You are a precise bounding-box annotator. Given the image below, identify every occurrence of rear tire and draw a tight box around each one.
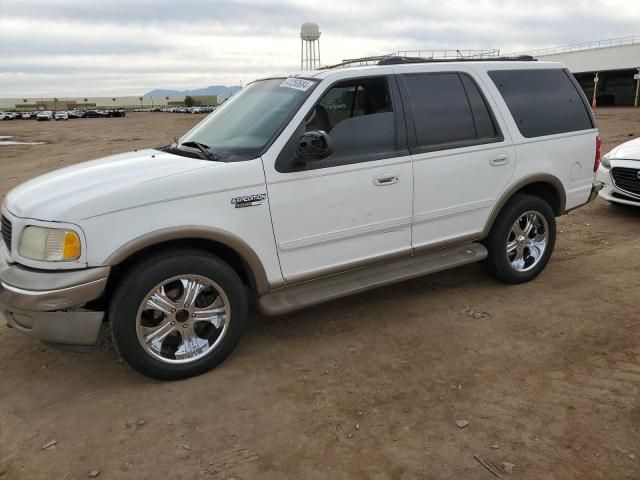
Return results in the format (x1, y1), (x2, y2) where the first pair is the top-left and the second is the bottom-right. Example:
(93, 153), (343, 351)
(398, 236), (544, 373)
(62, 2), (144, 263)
(109, 248), (248, 380)
(484, 194), (556, 284)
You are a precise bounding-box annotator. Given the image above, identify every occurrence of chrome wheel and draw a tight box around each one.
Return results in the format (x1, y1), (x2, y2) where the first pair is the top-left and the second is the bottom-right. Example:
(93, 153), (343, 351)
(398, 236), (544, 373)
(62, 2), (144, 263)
(506, 210), (548, 272)
(135, 275), (230, 364)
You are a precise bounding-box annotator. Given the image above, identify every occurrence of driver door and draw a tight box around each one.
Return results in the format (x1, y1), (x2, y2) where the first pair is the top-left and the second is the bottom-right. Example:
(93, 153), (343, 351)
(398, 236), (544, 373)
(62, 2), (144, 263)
(262, 74), (414, 284)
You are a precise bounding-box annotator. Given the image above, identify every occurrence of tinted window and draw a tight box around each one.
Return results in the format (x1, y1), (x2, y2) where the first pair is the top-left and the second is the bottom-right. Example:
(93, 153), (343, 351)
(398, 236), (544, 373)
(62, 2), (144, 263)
(306, 76), (395, 159)
(489, 69), (594, 138)
(404, 73), (475, 147)
(402, 73), (500, 149)
(277, 76), (397, 171)
(460, 74), (498, 139)
(307, 79), (391, 133)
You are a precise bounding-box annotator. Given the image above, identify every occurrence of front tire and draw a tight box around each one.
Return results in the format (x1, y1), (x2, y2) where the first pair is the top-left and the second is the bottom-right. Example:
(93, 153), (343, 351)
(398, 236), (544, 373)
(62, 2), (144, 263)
(484, 194), (556, 284)
(109, 249), (248, 380)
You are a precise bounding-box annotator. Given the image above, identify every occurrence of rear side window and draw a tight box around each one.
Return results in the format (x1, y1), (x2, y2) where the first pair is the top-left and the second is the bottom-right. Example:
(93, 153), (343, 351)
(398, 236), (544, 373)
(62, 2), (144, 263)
(489, 69), (594, 138)
(402, 72), (501, 150)
(460, 74), (498, 139)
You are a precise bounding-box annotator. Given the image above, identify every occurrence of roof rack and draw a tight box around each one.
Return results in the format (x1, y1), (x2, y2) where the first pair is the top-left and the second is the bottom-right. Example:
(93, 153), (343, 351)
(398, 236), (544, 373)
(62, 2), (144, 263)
(322, 54), (536, 70)
(378, 55), (536, 65)
(321, 55), (395, 70)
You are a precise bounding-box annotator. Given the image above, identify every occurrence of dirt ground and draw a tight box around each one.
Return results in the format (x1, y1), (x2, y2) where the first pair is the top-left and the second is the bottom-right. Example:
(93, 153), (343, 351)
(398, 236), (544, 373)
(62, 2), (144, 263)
(0, 110), (639, 480)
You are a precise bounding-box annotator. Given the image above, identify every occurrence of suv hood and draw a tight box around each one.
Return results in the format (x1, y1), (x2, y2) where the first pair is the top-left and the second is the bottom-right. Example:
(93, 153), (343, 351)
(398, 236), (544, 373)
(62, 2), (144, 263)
(4, 149), (219, 221)
(609, 136), (640, 161)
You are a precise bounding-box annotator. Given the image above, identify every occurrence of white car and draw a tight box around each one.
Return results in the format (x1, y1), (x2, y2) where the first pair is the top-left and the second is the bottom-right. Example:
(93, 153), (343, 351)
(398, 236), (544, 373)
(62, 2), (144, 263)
(54, 112), (69, 121)
(0, 57), (601, 380)
(596, 137), (640, 206)
(36, 111), (53, 121)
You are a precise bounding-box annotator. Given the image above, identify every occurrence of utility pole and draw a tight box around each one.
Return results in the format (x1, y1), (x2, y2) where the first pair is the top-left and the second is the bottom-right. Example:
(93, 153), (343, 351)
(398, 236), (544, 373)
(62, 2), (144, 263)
(634, 68), (640, 108)
(592, 72), (599, 110)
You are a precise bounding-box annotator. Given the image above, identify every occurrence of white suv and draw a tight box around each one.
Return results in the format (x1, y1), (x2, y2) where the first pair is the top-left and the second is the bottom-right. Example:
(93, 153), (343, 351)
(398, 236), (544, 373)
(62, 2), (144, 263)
(0, 57), (601, 379)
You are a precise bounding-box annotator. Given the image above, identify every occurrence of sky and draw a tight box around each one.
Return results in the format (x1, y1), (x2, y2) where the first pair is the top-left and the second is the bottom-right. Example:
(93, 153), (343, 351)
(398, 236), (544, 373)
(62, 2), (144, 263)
(1, 0), (639, 97)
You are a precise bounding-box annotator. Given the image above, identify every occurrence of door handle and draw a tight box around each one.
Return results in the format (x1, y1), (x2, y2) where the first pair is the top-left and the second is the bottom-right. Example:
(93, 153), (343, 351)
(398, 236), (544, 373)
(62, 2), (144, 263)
(490, 154), (509, 166)
(374, 172), (399, 186)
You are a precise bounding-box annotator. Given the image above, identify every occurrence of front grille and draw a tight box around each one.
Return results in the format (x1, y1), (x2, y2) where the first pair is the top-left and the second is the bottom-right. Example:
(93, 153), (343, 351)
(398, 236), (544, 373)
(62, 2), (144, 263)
(611, 191), (640, 203)
(1, 215), (12, 252)
(611, 167), (640, 197)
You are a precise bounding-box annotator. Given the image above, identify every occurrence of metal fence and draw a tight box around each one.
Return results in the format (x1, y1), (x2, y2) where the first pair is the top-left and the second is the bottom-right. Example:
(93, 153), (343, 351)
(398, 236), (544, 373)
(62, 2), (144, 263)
(510, 34), (640, 57)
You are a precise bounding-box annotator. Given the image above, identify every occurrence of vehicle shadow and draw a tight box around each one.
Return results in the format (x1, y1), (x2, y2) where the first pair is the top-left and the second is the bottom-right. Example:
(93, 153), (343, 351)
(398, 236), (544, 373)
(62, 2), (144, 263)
(603, 201), (640, 218)
(246, 261), (491, 338)
(29, 261), (492, 385)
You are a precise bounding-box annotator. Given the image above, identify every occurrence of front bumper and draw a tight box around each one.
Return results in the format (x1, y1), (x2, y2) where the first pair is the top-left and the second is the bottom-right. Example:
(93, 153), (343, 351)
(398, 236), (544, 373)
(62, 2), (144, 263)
(596, 166), (640, 206)
(0, 247), (110, 346)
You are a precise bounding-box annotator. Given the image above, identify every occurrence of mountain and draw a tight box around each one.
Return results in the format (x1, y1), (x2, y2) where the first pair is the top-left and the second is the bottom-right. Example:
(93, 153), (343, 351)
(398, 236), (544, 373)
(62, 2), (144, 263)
(144, 85), (242, 98)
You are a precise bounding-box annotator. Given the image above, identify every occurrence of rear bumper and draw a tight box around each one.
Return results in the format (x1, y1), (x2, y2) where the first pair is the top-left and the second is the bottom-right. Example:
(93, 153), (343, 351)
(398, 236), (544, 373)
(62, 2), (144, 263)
(588, 181), (604, 203)
(0, 248), (110, 346)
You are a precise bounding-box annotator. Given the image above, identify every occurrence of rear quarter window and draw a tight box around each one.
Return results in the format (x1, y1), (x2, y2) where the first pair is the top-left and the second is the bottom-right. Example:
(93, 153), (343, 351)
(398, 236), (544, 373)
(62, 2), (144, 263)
(489, 69), (594, 138)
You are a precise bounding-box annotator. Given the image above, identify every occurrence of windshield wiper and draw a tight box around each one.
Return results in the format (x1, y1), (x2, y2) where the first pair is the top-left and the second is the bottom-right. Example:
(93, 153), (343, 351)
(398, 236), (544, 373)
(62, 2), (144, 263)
(179, 141), (220, 161)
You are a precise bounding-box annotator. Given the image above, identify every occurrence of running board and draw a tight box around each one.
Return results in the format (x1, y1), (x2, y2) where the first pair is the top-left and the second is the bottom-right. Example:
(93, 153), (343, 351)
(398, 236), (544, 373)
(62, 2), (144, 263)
(258, 242), (487, 316)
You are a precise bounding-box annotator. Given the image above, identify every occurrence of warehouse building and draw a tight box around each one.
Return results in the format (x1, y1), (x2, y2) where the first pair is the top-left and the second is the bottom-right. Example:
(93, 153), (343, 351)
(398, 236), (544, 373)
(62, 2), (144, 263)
(0, 95), (223, 111)
(513, 35), (640, 107)
(350, 35), (640, 108)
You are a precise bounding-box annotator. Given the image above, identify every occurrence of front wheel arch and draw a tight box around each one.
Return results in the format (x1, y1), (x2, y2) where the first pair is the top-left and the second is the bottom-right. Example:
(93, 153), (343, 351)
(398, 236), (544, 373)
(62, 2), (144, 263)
(108, 247), (249, 379)
(102, 226), (272, 297)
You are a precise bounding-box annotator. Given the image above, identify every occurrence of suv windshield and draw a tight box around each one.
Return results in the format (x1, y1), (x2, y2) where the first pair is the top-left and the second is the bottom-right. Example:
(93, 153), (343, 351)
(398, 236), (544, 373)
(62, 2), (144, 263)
(177, 77), (318, 160)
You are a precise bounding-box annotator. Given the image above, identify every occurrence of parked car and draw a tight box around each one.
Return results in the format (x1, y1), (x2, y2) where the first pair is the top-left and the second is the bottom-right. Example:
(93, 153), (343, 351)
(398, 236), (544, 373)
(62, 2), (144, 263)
(67, 110), (84, 119)
(54, 112), (69, 121)
(36, 111), (53, 121)
(84, 110), (100, 118)
(21, 112), (34, 120)
(596, 136), (640, 206)
(0, 57), (601, 380)
(0, 112), (18, 120)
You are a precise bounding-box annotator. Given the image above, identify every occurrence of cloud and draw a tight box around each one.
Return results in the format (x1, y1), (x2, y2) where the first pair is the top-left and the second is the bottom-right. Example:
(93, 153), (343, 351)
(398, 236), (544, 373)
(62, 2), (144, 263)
(0, 0), (639, 96)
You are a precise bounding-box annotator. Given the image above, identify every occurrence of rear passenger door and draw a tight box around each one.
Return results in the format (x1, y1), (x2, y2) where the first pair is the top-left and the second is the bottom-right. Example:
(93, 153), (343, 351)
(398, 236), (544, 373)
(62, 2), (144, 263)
(396, 68), (515, 251)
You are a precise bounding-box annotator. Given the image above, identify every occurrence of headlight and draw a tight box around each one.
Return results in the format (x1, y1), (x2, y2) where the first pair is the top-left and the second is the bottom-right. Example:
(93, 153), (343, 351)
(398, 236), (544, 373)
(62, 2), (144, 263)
(601, 153), (611, 169)
(19, 226), (81, 261)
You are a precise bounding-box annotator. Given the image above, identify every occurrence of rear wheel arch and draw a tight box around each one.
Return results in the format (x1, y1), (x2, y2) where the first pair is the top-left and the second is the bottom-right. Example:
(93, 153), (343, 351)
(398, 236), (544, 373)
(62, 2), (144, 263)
(483, 194), (556, 284)
(482, 175), (566, 239)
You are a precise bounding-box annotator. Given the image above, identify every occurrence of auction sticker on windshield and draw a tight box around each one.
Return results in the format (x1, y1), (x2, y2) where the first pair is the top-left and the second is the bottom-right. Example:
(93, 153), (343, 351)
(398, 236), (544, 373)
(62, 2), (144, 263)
(279, 78), (314, 91)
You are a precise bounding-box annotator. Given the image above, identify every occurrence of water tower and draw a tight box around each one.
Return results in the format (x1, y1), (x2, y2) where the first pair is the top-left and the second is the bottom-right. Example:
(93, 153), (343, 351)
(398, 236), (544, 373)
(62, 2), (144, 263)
(300, 22), (321, 70)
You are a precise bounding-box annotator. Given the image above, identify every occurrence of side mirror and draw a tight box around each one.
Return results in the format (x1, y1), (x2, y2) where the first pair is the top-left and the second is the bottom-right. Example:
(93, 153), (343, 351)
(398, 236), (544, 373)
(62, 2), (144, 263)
(295, 130), (332, 163)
